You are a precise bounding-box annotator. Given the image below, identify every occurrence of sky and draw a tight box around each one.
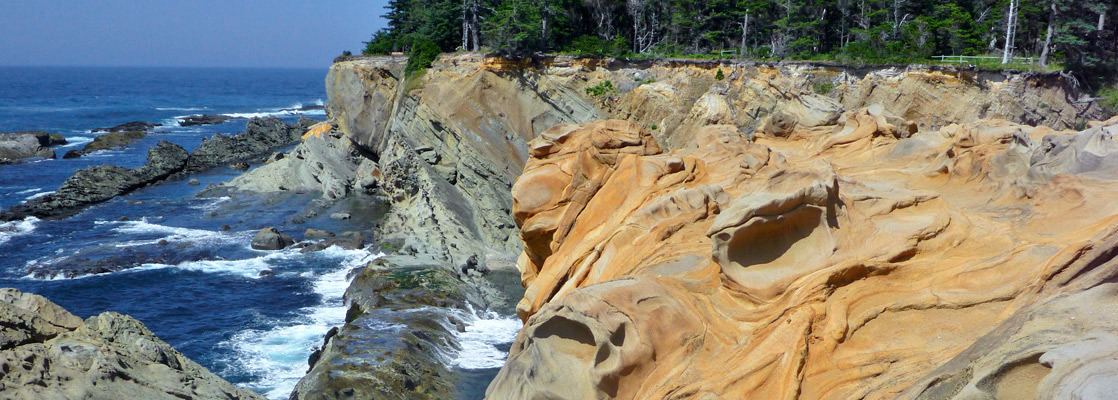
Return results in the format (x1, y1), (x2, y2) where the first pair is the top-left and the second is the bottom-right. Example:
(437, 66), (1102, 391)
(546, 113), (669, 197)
(0, 0), (389, 68)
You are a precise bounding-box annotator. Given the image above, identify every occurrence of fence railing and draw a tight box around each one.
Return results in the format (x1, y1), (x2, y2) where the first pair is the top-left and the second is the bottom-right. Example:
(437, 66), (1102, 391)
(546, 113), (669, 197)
(932, 55), (1036, 65)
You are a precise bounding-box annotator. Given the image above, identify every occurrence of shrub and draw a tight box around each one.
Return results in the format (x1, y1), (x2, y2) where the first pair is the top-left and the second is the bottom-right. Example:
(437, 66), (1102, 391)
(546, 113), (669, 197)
(405, 40), (440, 76)
(363, 30), (394, 55)
(813, 82), (835, 95)
(1099, 87), (1118, 116)
(586, 81), (615, 97)
(715, 69), (725, 81)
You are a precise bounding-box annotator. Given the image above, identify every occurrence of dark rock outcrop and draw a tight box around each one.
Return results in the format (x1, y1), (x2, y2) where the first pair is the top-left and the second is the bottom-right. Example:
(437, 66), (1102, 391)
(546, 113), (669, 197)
(0, 288), (265, 400)
(92, 121), (161, 133)
(251, 227), (296, 250)
(185, 116), (316, 173)
(178, 114), (233, 127)
(0, 131), (56, 163)
(1, 141), (189, 221)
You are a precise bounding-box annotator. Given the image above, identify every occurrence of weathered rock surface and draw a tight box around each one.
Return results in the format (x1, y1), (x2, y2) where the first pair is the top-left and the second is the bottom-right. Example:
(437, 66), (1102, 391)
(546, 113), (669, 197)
(0, 288), (263, 400)
(222, 123), (366, 199)
(0, 131), (57, 163)
(1, 140), (189, 221)
(487, 115), (1118, 399)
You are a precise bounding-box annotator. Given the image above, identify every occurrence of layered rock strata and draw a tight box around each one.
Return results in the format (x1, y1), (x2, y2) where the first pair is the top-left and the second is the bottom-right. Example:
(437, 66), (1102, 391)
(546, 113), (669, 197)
(0, 288), (263, 400)
(487, 112), (1118, 399)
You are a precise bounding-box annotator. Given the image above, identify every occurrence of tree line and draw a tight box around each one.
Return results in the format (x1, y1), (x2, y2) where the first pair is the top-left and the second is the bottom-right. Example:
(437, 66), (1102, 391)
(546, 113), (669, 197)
(362, 0), (1115, 86)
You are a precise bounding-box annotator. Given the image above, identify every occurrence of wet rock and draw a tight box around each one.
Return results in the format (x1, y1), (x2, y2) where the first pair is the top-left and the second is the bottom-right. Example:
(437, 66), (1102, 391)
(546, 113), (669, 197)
(0, 288), (264, 399)
(178, 114), (232, 127)
(330, 212), (351, 220)
(1, 141), (189, 221)
(157, 239), (169, 246)
(92, 121), (161, 133)
(188, 178), (200, 185)
(220, 225), (232, 231)
(258, 269), (275, 277)
(229, 162), (249, 171)
(250, 227), (295, 250)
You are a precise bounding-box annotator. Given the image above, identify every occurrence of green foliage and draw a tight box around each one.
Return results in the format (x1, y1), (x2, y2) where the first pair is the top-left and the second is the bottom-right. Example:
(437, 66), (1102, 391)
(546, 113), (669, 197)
(651, 124), (659, 130)
(365, 0), (1116, 83)
(585, 81), (616, 97)
(1100, 87), (1118, 115)
(405, 40), (440, 76)
(342, 50), (353, 57)
(813, 82), (834, 95)
(715, 69), (725, 80)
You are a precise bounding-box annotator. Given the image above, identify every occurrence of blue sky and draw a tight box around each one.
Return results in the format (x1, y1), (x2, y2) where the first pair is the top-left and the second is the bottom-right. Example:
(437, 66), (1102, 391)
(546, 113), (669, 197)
(0, 0), (389, 68)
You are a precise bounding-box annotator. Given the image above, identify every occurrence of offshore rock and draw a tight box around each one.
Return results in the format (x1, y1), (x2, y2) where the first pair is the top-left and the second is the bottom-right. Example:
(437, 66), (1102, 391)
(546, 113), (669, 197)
(64, 130), (147, 159)
(488, 115), (1118, 399)
(1, 140), (189, 221)
(92, 120), (161, 133)
(0, 131), (55, 163)
(0, 288), (263, 400)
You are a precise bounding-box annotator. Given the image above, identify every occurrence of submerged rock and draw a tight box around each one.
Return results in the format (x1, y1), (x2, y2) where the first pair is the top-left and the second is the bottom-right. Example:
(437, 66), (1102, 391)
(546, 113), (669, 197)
(0, 288), (263, 400)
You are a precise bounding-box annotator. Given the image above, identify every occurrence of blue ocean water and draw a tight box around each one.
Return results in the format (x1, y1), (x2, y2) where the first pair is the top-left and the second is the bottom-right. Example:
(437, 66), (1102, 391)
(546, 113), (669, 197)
(0, 67), (519, 398)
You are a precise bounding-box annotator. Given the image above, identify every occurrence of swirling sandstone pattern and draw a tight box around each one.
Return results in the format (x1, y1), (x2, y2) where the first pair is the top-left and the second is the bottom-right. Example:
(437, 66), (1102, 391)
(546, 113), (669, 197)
(489, 111), (1118, 399)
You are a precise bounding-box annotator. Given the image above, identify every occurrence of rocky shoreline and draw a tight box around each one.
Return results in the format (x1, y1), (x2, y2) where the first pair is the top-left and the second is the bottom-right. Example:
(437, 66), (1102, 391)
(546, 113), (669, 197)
(3, 54), (1114, 400)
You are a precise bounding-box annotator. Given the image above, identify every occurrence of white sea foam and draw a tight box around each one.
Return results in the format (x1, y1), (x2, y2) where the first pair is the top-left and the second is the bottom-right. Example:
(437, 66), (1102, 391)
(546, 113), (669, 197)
(156, 107), (208, 111)
(225, 247), (380, 399)
(22, 191), (54, 203)
(0, 217), (39, 246)
(451, 305), (523, 369)
(59, 136), (93, 148)
(15, 188), (41, 195)
(109, 218), (248, 245)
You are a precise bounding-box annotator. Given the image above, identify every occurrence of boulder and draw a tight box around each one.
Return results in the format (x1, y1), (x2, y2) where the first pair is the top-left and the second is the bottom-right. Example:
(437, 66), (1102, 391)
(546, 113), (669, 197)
(251, 227), (295, 250)
(329, 212), (351, 220)
(0, 288), (264, 400)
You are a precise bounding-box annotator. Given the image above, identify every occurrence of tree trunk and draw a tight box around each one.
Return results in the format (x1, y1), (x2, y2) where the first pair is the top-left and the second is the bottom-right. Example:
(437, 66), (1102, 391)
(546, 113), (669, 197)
(462, 0), (469, 51)
(471, 3), (480, 52)
(1039, 2), (1055, 67)
(1002, 0), (1016, 64)
(740, 11), (749, 59)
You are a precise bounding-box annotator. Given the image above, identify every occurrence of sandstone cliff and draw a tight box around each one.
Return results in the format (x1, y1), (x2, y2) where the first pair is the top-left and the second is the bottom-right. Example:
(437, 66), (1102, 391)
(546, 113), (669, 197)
(0, 288), (263, 400)
(487, 111), (1118, 398)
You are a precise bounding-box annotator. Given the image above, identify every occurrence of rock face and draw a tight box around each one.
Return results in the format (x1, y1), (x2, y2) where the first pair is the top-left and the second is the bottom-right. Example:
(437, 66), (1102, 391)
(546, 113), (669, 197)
(0, 288), (263, 400)
(0, 131), (56, 163)
(222, 123), (365, 199)
(486, 114), (1118, 399)
(1, 141), (189, 221)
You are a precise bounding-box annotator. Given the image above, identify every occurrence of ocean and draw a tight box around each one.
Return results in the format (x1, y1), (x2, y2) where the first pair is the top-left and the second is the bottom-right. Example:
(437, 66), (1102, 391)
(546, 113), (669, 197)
(0, 67), (518, 398)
